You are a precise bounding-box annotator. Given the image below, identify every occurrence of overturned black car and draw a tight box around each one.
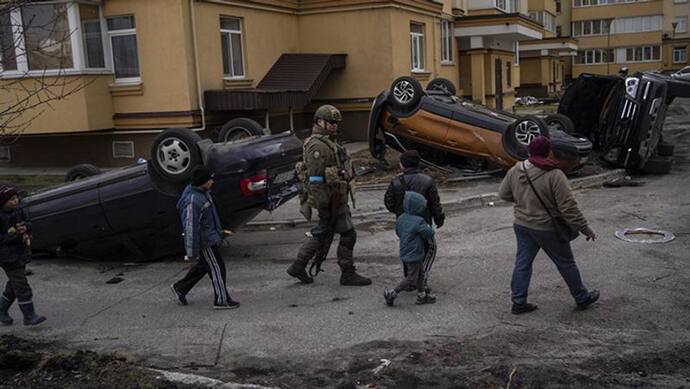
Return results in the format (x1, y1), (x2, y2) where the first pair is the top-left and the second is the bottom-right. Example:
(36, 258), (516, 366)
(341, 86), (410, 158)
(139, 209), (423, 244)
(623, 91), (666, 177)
(555, 70), (690, 173)
(22, 123), (302, 261)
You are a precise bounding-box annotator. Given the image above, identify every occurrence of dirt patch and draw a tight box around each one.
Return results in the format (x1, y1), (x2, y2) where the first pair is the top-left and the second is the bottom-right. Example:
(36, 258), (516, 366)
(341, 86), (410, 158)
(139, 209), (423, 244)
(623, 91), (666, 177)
(0, 335), (194, 389)
(206, 327), (690, 389)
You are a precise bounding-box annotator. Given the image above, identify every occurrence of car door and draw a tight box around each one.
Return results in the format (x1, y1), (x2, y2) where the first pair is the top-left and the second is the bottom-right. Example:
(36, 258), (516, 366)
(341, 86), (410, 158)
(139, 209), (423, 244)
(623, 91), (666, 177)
(24, 179), (111, 252)
(98, 165), (181, 258)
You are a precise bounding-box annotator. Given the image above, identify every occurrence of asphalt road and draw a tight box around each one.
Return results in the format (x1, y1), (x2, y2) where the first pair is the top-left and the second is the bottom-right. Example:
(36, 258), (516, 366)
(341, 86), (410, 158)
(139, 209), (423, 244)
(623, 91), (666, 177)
(2, 100), (689, 387)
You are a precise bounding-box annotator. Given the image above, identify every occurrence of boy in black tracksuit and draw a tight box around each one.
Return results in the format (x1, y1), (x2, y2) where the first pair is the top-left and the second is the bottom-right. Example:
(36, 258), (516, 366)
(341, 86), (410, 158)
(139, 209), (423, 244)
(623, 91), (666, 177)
(384, 150), (445, 292)
(0, 185), (46, 326)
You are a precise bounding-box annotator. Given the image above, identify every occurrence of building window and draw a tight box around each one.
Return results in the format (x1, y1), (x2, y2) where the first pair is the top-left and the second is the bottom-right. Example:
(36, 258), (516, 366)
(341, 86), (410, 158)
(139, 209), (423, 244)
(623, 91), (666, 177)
(529, 11), (556, 32)
(556, 0), (562, 13)
(673, 48), (687, 63)
(556, 26), (562, 36)
(612, 15), (662, 33)
(496, 0), (506, 11)
(441, 20), (453, 63)
(573, 0), (645, 7)
(0, 2), (112, 77)
(506, 61), (511, 86)
(107, 16), (140, 82)
(0, 12), (17, 71)
(80, 4), (105, 69)
(574, 49), (614, 64)
(674, 17), (688, 33)
(220, 17), (245, 78)
(624, 45), (661, 63)
(410, 22), (425, 71)
(572, 19), (610, 37)
(22, 4), (73, 71)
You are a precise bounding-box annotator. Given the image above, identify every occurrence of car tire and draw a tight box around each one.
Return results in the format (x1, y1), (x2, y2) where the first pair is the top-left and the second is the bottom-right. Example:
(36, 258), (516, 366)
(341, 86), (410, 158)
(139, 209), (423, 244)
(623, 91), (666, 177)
(656, 140), (674, 157)
(387, 76), (423, 114)
(64, 164), (101, 182)
(150, 128), (202, 183)
(503, 116), (550, 160)
(426, 78), (457, 96)
(217, 118), (265, 143)
(640, 156), (673, 174)
(544, 113), (575, 134)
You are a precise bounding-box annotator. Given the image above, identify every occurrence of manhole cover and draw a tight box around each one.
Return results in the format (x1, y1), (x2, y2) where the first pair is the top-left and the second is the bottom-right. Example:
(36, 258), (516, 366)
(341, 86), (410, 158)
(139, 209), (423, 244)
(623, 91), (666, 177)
(614, 228), (675, 244)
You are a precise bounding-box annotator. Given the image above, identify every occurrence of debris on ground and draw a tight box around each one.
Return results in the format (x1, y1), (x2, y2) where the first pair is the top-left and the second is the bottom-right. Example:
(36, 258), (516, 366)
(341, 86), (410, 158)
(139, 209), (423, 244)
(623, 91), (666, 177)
(515, 96), (541, 106)
(615, 228), (675, 244)
(105, 276), (124, 284)
(603, 176), (646, 188)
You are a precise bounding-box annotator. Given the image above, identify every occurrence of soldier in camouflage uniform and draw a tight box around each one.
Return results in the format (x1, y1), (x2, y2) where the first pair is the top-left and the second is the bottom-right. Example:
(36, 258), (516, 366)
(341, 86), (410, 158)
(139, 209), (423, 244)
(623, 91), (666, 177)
(287, 105), (372, 286)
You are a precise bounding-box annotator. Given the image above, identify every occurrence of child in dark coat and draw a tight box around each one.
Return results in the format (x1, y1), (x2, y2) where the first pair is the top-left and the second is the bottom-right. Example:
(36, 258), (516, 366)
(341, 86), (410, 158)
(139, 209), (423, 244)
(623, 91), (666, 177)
(0, 185), (46, 326)
(384, 191), (436, 306)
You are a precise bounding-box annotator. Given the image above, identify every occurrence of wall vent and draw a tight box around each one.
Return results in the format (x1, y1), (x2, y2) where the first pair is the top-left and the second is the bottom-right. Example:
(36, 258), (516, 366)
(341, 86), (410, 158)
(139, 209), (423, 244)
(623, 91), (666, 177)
(112, 141), (135, 158)
(0, 147), (10, 162)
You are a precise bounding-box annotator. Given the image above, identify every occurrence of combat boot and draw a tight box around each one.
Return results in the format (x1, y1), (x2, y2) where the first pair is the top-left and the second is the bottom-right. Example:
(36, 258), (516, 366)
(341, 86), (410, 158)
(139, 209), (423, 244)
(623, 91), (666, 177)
(0, 294), (14, 325)
(287, 261), (313, 284)
(339, 265), (372, 286)
(18, 301), (46, 326)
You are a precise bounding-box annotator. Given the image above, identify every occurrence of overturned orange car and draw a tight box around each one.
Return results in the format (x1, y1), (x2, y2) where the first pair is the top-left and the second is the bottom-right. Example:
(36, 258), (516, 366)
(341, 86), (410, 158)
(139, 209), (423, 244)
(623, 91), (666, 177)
(368, 77), (592, 173)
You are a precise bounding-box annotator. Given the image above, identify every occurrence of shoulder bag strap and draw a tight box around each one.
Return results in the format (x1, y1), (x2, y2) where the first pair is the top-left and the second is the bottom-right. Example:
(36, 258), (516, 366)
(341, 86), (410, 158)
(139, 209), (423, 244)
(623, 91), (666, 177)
(523, 162), (556, 220)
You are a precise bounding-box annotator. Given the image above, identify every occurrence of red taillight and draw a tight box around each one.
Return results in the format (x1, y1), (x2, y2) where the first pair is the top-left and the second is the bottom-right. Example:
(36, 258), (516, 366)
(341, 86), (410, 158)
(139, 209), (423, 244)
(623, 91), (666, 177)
(240, 171), (267, 197)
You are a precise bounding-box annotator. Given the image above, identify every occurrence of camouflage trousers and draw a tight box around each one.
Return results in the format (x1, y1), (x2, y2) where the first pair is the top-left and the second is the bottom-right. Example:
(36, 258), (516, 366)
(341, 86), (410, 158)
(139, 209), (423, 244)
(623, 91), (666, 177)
(295, 209), (356, 271)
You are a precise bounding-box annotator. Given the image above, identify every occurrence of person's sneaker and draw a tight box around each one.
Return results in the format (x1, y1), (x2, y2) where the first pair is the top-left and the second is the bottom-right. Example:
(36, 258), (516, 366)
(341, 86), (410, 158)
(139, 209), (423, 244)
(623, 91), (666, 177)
(214, 300), (240, 310)
(170, 284), (188, 306)
(576, 290), (600, 310)
(383, 288), (397, 307)
(511, 303), (538, 315)
(416, 293), (437, 305)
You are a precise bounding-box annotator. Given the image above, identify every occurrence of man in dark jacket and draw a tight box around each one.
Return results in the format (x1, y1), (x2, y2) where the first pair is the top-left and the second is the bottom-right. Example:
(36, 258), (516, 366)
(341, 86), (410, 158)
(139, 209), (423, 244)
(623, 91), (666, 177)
(384, 150), (444, 290)
(0, 185), (46, 326)
(171, 166), (240, 310)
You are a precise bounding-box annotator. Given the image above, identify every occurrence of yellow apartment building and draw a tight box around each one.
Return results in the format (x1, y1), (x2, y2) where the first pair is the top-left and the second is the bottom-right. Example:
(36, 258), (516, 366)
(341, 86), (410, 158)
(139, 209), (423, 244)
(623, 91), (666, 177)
(517, 0), (577, 97)
(0, 0), (686, 168)
(555, 0), (689, 79)
(0, 0), (465, 167)
(662, 0), (689, 71)
(455, 0), (545, 109)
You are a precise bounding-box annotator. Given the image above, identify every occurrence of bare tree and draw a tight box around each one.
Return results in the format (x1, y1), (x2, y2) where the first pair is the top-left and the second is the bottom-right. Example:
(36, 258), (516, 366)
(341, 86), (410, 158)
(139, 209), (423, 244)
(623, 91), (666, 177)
(0, 0), (92, 145)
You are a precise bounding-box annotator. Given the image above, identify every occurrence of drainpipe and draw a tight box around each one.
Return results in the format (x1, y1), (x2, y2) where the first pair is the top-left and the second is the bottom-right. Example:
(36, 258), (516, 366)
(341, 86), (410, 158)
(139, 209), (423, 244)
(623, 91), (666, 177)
(189, 0), (206, 132)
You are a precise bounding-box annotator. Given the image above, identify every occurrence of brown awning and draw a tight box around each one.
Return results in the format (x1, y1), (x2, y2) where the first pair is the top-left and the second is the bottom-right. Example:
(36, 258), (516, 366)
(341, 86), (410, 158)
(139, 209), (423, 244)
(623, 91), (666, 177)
(205, 53), (346, 111)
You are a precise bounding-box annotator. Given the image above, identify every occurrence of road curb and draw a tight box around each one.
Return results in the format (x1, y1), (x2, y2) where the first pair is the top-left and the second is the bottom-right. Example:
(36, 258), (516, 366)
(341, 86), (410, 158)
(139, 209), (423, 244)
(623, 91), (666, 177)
(245, 169), (626, 228)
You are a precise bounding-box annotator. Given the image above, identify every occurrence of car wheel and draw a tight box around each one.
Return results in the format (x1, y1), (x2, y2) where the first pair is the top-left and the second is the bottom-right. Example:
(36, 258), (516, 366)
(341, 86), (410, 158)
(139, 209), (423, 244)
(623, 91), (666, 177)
(656, 140), (674, 157)
(640, 156), (673, 174)
(150, 128), (202, 183)
(426, 78), (457, 96)
(217, 118), (265, 143)
(64, 164), (101, 182)
(544, 113), (575, 134)
(504, 116), (550, 159)
(387, 76), (423, 114)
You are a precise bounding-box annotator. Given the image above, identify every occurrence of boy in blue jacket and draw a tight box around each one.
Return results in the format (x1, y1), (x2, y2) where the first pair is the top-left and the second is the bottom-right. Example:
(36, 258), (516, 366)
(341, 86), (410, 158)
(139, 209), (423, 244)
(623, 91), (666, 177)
(171, 166), (239, 310)
(384, 191), (436, 306)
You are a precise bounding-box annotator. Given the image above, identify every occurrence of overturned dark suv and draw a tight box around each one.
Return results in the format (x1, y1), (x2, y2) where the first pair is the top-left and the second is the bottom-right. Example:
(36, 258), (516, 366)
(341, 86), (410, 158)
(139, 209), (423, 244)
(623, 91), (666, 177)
(556, 71), (690, 173)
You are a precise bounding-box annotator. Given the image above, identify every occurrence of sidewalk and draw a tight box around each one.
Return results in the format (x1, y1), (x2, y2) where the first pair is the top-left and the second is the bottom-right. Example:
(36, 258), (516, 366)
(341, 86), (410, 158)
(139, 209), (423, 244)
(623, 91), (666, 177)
(249, 168), (626, 227)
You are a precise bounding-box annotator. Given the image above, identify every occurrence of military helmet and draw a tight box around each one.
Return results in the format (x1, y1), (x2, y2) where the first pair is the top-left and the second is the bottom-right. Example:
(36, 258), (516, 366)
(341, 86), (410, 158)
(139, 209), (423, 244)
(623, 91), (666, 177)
(313, 105), (342, 123)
